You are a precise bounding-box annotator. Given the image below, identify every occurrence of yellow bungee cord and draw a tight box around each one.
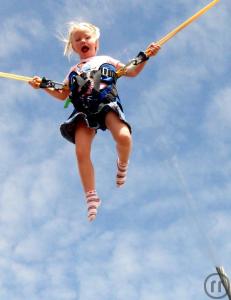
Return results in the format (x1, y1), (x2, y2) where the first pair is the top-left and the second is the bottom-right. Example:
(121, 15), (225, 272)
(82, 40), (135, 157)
(117, 0), (221, 77)
(0, 0), (221, 82)
(0, 71), (33, 82)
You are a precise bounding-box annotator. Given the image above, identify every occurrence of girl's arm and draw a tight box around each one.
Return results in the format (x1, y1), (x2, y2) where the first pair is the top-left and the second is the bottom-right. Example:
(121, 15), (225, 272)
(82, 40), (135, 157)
(29, 76), (70, 100)
(118, 42), (161, 77)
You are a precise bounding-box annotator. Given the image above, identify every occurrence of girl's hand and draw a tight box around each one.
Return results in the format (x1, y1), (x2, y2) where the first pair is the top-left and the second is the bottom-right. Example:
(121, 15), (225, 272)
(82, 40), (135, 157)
(28, 76), (42, 89)
(146, 42), (161, 57)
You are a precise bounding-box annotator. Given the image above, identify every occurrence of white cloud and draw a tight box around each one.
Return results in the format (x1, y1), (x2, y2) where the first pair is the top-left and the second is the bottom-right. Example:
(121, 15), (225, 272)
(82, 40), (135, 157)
(0, 15), (46, 59)
(204, 86), (231, 138)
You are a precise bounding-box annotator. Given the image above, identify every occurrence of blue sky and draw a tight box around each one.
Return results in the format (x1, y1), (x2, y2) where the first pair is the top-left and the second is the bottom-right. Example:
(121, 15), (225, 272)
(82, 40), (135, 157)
(0, 0), (230, 299)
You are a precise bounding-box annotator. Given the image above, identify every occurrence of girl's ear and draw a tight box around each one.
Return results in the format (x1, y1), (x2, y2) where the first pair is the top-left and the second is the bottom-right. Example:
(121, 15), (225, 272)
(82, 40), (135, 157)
(95, 39), (99, 51)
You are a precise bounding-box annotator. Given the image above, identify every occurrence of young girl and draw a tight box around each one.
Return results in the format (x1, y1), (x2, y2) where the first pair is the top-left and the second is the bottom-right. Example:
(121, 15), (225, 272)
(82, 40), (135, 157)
(29, 22), (160, 222)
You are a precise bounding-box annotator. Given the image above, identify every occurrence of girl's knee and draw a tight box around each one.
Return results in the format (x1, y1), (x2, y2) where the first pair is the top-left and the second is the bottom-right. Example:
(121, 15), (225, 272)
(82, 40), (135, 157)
(117, 130), (132, 147)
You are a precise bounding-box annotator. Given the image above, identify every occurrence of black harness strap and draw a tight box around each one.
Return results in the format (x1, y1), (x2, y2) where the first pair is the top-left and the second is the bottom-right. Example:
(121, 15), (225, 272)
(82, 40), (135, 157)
(65, 63), (118, 111)
(92, 70), (102, 92)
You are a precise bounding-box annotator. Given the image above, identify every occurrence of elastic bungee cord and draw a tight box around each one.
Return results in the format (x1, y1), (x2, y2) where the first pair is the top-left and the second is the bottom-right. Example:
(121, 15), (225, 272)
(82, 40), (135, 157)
(0, 0), (221, 85)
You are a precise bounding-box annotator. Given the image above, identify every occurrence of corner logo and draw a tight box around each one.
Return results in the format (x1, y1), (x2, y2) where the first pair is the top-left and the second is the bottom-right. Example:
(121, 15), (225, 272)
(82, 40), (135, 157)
(204, 273), (230, 299)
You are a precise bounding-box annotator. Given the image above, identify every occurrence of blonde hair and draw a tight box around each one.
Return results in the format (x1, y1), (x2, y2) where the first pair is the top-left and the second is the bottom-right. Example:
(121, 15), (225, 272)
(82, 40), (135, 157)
(63, 22), (100, 58)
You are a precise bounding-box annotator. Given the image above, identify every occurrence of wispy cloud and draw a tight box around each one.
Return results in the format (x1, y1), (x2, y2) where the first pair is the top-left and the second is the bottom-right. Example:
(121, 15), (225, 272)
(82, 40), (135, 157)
(0, 15), (46, 59)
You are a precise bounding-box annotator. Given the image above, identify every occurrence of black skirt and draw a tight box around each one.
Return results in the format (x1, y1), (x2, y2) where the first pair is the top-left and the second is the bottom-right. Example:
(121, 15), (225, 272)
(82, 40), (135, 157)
(60, 101), (131, 144)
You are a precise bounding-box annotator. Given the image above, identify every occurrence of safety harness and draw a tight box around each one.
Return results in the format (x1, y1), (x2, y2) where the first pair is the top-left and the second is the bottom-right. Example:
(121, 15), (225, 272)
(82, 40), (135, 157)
(64, 63), (119, 114)
(63, 51), (149, 111)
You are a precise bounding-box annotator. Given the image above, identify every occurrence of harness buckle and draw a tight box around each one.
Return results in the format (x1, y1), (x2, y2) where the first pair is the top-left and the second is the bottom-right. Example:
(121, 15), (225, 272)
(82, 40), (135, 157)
(39, 77), (64, 90)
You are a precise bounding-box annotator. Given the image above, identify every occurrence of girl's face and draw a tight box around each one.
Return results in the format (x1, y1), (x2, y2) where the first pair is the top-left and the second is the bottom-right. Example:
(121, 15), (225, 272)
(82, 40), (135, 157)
(71, 27), (98, 59)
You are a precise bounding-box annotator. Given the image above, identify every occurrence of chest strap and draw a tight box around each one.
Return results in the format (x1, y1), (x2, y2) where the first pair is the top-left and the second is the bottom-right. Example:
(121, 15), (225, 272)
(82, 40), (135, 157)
(64, 63), (117, 108)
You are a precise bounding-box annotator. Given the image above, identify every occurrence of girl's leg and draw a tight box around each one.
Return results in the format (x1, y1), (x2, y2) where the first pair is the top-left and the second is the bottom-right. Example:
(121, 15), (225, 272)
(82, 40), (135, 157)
(74, 123), (100, 221)
(105, 111), (132, 187)
(75, 122), (96, 192)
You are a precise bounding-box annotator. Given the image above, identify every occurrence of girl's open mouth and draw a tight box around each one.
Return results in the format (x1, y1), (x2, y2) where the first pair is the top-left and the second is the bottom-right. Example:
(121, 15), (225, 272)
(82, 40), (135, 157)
(81, 45), (90, 53)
